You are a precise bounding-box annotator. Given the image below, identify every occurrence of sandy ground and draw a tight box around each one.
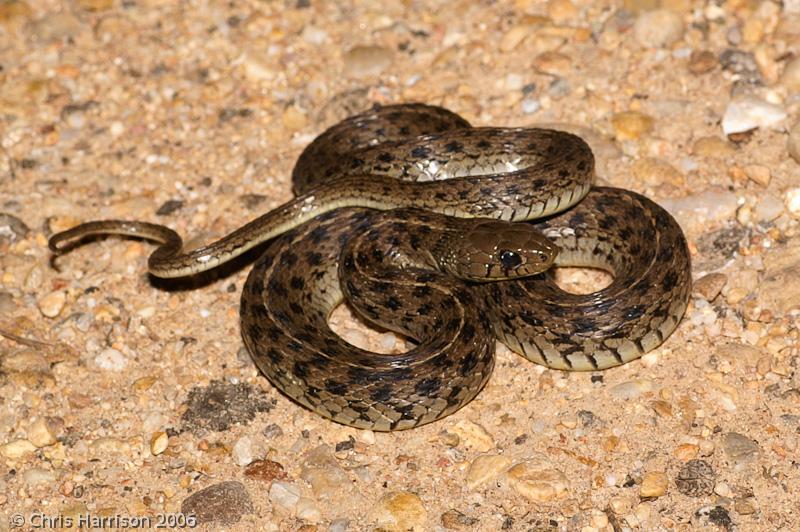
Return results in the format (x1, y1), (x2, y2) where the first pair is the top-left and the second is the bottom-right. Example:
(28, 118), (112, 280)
(1, 0), (800, 530)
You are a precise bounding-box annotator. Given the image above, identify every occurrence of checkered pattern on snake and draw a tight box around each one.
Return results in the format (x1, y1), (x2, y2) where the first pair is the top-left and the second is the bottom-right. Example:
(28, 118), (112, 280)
(49, 104), (691, 431)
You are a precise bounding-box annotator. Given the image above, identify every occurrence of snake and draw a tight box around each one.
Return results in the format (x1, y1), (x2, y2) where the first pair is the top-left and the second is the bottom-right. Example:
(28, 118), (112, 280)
(49, 103), (692, 431)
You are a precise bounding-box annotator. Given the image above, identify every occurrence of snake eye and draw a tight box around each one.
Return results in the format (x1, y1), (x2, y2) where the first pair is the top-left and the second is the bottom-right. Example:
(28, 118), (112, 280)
(498, 249), (522, 269)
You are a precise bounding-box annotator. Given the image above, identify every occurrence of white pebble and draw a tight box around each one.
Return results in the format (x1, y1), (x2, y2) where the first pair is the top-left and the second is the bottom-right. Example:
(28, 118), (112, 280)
(37, 290), (66, 318)
(269, 481), (301, 513)
(110, 121), (125, 137)
(94, 348), (127, 371)
(296, 497), (321, 523)
(755, 194), (785, 222)
(722, 97), (787, 135)
(232, 436), (256, 467)
(633, 10), (684, 48)
(521, 98), (541, 114)
(786, 188), (800, 217)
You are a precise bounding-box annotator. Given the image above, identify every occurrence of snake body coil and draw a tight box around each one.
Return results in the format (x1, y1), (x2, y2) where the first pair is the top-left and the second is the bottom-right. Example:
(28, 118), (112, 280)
(49, 104), (691, 431)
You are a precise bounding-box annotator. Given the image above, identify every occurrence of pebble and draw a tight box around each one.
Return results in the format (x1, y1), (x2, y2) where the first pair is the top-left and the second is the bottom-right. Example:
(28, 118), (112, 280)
(721, 96), (787, 135)
(269, 481), (302, 514)
(369, 491), (427, 532)
(743, 164), (771, 187)
(0, 439), (37, 459)
(633, 9), (684, 48)
(789, 122), (800, 164)
(440, 509), (479, 529)
(631, 157), (684, 186)
(232, 435), (257, 466)
(659, 189), (738, 232)
(300, 445), (353, 504)
(780, 56), (800, 92)
(244, 459), (287, 482)
(721, 432), (759, 469)
(343, 45), (393, 78)
(639, 471), (668, 498)
(150, 431), (168, 455)
(466, 454), (511, 490)
(27, 417), (57, 447)
(449, 420), (495, 452)
(181, 481), (255, 525)
(786, 189), (800, 217)
(609, 379), (654, 400)
(0, 213), (29, 241)
(506, 460), (570, 502)
(546, 0), (577, 23)
(755, 194), (785, 222)
(94, 348), (127, 371)
(532, 51), (572, 76)
(687, 50), (717, 74)
(691, 136), (735, 158)
(693, 273), (727, 301)
(755, 236), (800, 315)
(33, 12), (84, 41)
(329, 518), (350, 532)
(611, 110), (654, 140)
(37, 290), (66, 318)
(675, 459), (715, 496)
(297, 497), (322, 523)
(735, 498), (757, 515)
(22, 468), (56, 485)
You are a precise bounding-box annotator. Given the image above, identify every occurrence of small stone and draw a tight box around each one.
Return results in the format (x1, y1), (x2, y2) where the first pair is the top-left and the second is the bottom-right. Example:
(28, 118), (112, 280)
(155, 200), (183, 216)
(674, 443), (699, 461)
(755, 194), (785, 222)
(532, 51), (572, 76)
(722, 96), (787, 135)
(640, 471), (668, 498)
(282, 105), (308, 130)
(297, 497), (321, 523)
(94, 348), (127, 371)
(232, 435), (256, 466)
(243, 459), (285, 484)
(506, 460), (570, 502)
(786, 189), (800, 217)
(676, 459), (715, 496)
(611, 111), (654, 140)
(181, 481), (254, 525)
(369, 491), (427, 532)
(692, 136), (735, 158)
(0, 439), (37, 459)
(441, 508), (479, 529)
(633, 9), (684, 48)
(0, 213), (30, 241)
(28, 418), (57, 448)
(269, 481), (301, 513)
(343, 45), (393, 78)
(329, 518), (350, 532)
(743, 164), (771, 187)
(546, 0), (577, 23)
(23, 468), (56, 488)
(33, 12), (84, 41)
(788, 122), (800, 164)
(780, 56), (800, 92)
(609, 379), (654, 400)
(631, 157), (684, 186)
(438, 430), (460, 447)
(150, 431), (168, 455)
(722, 432), (759, 469)
(693, 273), (726, 301)
(38, 290), (66, 318)
(756, 236), (800, 315)
(688, 50), (717, 74)
(450, 420), (494, 452)
(466, 454), (511, 490)
(735, 498), (757, 515)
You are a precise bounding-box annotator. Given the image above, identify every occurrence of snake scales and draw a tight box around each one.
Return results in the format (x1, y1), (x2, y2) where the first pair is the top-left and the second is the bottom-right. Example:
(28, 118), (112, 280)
(50, 104), (692, 431)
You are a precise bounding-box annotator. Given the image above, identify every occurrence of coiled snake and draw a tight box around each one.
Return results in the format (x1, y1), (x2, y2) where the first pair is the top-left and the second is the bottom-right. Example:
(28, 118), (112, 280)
(50, 104), (691, 431)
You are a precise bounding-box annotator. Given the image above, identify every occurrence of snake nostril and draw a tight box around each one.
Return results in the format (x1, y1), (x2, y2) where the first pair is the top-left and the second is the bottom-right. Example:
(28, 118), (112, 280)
(499, 250), (522, 269)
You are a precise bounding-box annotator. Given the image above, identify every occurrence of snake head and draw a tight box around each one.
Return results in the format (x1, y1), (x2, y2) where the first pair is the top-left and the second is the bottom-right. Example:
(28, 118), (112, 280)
(447, 220), (559, 281)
